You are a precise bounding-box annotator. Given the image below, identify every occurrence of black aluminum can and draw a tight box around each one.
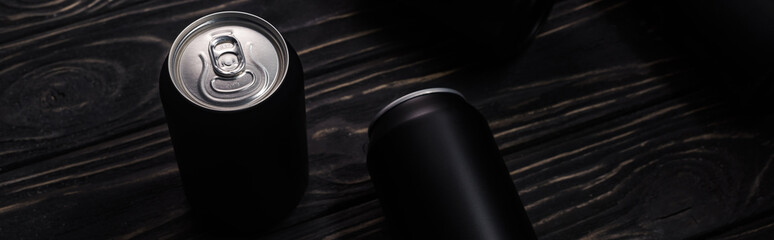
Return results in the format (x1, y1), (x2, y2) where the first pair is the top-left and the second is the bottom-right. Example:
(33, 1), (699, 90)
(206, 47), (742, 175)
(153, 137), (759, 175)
(367, 88), (536, 240)
(159, 11), (307, 232)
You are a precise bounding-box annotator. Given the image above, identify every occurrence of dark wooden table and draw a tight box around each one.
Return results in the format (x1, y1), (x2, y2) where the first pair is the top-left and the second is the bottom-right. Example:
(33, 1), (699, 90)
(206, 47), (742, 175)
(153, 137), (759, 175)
(2, 0), (773, 239)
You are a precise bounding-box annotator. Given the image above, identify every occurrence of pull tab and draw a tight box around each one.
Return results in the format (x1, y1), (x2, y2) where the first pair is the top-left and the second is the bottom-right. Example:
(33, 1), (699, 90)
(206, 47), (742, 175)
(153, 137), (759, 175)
(209, 35), (245, 77)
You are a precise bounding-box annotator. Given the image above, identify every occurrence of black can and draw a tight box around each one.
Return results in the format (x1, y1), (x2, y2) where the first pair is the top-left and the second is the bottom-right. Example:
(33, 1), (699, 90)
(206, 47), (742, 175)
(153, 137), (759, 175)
(159, 11), (307, 232)
(367, 88), (536, 239)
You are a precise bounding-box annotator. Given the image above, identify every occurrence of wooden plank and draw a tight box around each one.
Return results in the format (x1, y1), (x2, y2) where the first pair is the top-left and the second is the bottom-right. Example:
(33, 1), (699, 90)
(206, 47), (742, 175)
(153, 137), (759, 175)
(509, 93), (774, 239)
(0, 0), (151, 43)
(0, 125), (184, 239)
(704, 211), (774, 240)
(2, 0), (773, 239)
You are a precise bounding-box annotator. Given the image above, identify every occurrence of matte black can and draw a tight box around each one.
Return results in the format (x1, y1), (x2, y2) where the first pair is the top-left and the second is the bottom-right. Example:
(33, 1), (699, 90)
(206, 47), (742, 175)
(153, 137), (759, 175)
(159, 12), (307, 232)
(367, 88), (536, 240)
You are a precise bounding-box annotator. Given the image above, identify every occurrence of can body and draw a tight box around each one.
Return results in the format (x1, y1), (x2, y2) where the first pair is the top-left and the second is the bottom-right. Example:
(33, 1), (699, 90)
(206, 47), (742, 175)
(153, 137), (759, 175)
(159, 12), (307, 232)
(367, 89), (536, 240)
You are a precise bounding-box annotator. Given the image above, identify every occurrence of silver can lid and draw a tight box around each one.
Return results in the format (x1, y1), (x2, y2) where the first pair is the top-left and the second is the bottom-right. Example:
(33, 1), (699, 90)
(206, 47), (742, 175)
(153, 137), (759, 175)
(370, 88), (465, 129)
(168, 11), (289, 111)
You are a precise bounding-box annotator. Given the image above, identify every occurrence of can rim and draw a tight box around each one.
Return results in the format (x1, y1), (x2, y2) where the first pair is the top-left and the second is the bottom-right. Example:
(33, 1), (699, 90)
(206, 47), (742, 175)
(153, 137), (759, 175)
(167, 11), (289, 111)
(370, 88), (465, 131)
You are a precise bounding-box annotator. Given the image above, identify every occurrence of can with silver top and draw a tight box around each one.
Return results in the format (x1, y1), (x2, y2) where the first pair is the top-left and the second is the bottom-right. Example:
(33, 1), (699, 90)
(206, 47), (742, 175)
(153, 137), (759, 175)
(367, 88), (536, 239)
(159, 11), (307, 231)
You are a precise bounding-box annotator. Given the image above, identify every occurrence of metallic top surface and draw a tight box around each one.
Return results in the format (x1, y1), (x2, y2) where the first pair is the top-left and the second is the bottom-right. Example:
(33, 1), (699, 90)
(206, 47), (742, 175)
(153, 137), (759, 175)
(168, 11), (289, 111)
(371, 88), (465, 129)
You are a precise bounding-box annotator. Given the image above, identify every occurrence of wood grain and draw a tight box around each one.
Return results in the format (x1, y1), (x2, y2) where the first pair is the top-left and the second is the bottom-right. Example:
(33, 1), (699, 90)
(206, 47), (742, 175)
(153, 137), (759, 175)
(705, 211), (774, 240)
(0, 125), (182, 239)
(0, 0), (150, 43)
(1, 0), (773, 239)
(510, 94), (774, 239)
